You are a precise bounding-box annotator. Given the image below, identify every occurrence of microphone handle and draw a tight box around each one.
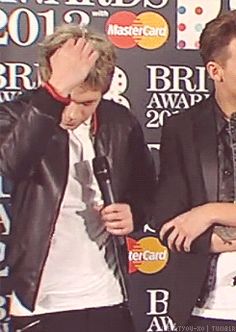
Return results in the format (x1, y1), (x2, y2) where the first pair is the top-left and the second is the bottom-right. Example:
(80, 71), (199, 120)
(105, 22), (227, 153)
(100, 179), (115, 206)
(100, 178), (125, 245)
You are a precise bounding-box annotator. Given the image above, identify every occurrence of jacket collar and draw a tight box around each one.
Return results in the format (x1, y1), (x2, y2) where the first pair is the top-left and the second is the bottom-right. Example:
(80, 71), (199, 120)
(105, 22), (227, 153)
(192, 95), (218, 202)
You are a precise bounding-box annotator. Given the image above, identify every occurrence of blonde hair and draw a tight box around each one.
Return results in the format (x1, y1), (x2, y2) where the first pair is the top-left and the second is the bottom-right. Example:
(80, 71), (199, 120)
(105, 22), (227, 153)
(38, 24), (116, 93)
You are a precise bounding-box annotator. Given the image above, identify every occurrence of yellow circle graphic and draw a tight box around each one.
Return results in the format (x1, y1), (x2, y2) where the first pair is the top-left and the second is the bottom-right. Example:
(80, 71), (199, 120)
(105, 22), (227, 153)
(128, 237), (169, 274)
(133, 12), (169, 50)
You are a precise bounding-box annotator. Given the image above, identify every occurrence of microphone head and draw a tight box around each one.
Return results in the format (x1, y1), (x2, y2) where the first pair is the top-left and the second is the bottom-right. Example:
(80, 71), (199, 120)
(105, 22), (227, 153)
(92, 156), (110, 182)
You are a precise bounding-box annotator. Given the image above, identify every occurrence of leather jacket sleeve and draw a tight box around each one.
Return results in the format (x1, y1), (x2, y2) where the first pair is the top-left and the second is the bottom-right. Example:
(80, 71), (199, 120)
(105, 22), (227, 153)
(126, 114), (158, 231)
(0, 88), (65, 181)
(151, 115), (213, 254)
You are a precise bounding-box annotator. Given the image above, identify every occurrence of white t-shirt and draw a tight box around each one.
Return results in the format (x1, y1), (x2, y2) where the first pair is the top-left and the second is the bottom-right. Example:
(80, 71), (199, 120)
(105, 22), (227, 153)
(10, 122), (123, 316)
(192, 251), (236, 320)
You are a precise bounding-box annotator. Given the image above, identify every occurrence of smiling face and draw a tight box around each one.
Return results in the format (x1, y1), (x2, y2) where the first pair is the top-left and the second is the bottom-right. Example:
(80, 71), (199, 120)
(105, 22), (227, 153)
(60, 85), (102, 130)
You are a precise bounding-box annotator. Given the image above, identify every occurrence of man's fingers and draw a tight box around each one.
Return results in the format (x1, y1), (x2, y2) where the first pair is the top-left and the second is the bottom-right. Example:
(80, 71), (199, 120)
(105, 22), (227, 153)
(175, 233), (186, 252)
(105, 220), (132, 229)
(159, 221), (175, 241)
(101, 203), (133, 235)
(75, 37), (86, 48)
(106, 223), (133, 235)
(167, 228), (179, 251)
(62, 38), (76, 48)
(102, 211), (130, 222)
(101, 204), (131, 217)
(102, 203), (129, 213)
(183, 237), (192, 252)
(106, 228), (130, 236)
(105, 221), (123, 229)
(88, 50), (99, 66)
(75, 38), (98, 63)
(81, 40), (94, 55)
(61, 38), (97, 60)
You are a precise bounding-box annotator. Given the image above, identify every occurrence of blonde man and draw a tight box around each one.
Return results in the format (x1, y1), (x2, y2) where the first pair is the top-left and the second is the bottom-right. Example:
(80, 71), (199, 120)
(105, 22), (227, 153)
(0, 24), (157, 332)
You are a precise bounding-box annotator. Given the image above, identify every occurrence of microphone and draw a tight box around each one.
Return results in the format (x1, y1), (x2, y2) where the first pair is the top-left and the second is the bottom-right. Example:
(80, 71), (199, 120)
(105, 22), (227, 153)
(93, 156), (125, 245)
(92, 156), (115, 206)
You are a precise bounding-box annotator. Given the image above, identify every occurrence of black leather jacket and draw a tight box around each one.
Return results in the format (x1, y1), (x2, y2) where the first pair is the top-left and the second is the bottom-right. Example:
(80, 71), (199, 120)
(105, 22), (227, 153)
(0, 88), (157, 311)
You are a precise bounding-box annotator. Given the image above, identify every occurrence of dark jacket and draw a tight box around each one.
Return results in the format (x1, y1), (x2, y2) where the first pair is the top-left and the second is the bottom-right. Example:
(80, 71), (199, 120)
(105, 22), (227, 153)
(0, 87), (157, 311)
(151, 95), (218, 325)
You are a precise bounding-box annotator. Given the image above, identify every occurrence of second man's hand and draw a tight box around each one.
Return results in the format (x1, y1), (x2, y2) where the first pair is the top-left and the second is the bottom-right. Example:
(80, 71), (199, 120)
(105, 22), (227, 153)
(159, 204), (213, 252)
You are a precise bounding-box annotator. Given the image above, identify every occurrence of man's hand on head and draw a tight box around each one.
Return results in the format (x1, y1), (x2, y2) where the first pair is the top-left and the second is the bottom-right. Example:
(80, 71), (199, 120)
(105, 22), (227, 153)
(48, 38), (99, 97)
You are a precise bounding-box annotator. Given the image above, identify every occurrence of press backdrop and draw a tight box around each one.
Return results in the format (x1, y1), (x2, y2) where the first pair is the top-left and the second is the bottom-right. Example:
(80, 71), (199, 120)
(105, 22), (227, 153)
(0, 1), (234, 331)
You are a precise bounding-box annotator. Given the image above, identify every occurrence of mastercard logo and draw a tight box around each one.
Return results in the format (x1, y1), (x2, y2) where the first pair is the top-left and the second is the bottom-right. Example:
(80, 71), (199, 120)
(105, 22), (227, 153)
(105, 11), (169, 50)
(126, 236), (169, 274)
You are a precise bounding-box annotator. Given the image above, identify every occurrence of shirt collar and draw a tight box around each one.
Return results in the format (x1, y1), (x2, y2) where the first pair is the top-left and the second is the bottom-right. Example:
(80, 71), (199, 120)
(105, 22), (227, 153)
(214, 100), (228, 135)
(71, 116), (92, 138)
